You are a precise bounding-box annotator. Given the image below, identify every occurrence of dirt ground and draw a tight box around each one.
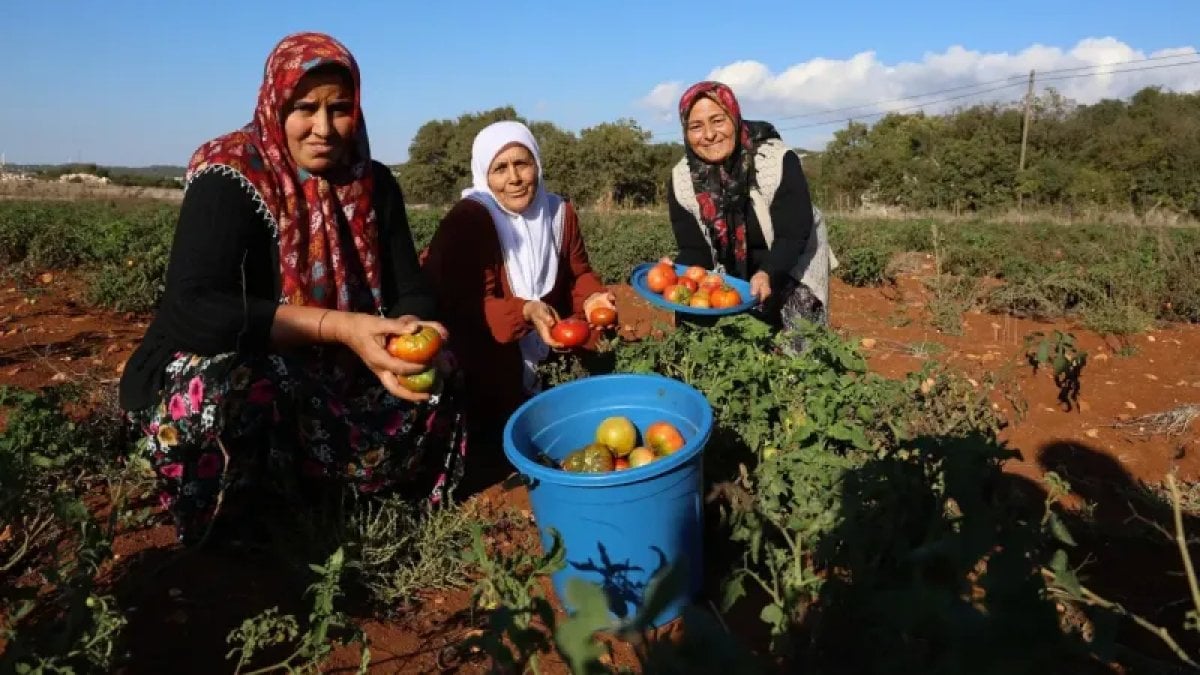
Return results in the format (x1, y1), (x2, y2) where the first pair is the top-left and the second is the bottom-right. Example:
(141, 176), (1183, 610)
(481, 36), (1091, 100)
(1, 264), (1197, 673)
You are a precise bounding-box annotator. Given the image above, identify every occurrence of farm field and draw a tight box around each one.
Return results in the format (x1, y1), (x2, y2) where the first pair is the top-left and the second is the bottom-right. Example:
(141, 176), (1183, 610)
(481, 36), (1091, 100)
(1, 197), (1199, 674)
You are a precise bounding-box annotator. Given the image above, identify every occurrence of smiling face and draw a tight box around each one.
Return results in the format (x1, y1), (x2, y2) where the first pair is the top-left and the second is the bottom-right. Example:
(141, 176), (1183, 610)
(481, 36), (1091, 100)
(283, 66), (355, 173)
(486, 142), (539, 213)
(685, 96), (738, 164)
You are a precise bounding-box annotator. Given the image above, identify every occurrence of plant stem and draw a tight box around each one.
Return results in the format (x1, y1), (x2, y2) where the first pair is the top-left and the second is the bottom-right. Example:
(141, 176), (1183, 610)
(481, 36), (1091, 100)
(1168, 473), (1200, 624)
(1043, 568), (1198, 668)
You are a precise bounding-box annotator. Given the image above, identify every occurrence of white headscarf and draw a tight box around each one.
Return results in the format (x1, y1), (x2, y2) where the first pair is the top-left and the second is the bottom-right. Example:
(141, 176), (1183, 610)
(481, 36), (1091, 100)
(462, 121), (565, 393)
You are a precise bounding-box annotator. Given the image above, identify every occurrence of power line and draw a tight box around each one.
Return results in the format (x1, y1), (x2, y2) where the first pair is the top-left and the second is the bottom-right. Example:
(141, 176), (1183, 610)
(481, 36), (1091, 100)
(773, 51), (1199, 123)
(647, 56), (1200, 140)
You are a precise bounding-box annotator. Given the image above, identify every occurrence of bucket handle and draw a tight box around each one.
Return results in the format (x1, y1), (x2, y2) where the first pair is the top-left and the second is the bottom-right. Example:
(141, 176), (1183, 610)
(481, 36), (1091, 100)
(501, 473), (539, 491)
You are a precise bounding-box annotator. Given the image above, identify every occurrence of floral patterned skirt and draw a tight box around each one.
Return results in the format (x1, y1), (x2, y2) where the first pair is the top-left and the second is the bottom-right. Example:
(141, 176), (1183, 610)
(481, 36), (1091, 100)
(127, 348), (468, 544)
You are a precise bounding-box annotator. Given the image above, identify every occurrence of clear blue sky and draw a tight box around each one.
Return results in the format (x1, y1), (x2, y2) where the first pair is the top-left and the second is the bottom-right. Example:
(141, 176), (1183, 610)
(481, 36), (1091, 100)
(2, 0), (1196, 166)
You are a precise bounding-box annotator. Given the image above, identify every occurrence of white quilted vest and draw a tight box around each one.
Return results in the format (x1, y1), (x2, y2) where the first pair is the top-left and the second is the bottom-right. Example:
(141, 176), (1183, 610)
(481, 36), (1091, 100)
(671, 139), (839, 308)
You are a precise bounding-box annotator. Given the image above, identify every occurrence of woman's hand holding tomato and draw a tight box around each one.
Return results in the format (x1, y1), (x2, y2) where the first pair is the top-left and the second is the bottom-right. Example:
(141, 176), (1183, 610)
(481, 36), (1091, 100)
(335, 312), (447, 403)
(583, 291), (617, 328)
(523, 300), (565, 349)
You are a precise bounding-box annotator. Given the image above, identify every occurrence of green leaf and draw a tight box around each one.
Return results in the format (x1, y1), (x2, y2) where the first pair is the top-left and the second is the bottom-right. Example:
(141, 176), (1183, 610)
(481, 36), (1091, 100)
(555, 579), (612, 673)
(759, 604), (784, 629)
(1046, 511), (1077, 547)
(1049, 550), (1082, 599)
(632, 562), (685, 632)
(1036, 341), (1050, 365)
(721, 575), (747, 613)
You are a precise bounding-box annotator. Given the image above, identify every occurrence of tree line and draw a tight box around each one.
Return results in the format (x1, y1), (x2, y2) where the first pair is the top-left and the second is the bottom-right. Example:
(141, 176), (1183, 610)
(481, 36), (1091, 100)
(396, 87), (1200, 216)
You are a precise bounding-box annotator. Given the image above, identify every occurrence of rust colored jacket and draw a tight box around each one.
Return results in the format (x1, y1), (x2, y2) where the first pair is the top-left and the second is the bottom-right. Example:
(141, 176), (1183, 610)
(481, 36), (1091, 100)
(421, 199), (606, 427)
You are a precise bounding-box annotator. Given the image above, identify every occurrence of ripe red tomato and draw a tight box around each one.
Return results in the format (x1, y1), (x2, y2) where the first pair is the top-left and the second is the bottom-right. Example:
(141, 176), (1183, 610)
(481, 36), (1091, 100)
(684, 266), (707, 284)
(710, 286), (743, 309)
(398, 368), (438, 393)
(646, 263), (677, 293)
(662, 284), (693, 305)
(646, 421), (685, 455)
(589, 307), (617, 328)
(550, 318), (590, 348)
(680, 277), (699, 293)
(386, 326), (442, 364)
(700, 273), (725, 293)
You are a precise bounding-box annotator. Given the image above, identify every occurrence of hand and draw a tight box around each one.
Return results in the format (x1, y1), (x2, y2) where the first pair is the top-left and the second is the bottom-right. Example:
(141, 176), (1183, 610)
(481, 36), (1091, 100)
(523, 301), (564, 349)
(331, 312), (448, 402)
(582, 291), (616, 322)
(750, 271), (771, 303)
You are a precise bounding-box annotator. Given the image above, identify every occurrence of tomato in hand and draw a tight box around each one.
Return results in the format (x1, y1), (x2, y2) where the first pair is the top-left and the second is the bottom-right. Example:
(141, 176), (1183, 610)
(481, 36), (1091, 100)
(398, 367), (438, 393)
(589, 306), (617, 328)
(550, 318), (590, 348)
(386, 326), (442, 364)
(646, 263), (677, 293)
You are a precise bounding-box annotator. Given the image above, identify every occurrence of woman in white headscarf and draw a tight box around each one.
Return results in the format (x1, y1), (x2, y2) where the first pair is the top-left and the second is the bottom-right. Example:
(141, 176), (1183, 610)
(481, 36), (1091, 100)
(422, 121), (615, 440)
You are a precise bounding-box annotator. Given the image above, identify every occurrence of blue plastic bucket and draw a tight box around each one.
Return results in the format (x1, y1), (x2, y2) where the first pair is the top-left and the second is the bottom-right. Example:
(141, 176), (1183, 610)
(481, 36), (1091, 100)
(503, 373), (713, 626)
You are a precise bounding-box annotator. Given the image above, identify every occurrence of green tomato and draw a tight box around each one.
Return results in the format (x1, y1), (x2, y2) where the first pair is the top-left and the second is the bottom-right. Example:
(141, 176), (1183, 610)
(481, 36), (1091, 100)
(398, 368), (438, 393)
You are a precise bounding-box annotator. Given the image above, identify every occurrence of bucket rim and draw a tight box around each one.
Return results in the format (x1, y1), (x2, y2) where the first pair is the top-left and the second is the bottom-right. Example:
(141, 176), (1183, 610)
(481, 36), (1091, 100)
(502, 373), (713, 487)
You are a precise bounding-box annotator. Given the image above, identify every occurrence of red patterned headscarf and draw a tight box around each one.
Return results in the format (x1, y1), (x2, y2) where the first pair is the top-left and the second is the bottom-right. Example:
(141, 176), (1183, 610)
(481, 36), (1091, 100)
(186, 32), (380, 311)
(678, 81), (780, 278)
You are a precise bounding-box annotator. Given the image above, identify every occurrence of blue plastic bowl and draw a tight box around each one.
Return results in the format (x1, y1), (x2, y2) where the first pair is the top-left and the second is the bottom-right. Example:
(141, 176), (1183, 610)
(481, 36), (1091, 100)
(503, 373), (713, 626)
(629, 262), (756, 316)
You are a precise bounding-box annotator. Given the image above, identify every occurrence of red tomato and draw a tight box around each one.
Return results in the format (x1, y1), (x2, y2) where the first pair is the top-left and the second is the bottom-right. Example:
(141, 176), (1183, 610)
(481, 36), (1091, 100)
(700, 273), (725, 293)
(646, 421), (685, 455)
(550, 318), (590, 348)
(589, 307), (617, 328)
(710, 286), (742, 309)
(614, 457), (631, 470)
(662, 284), (693, 305)
(646, 263), (677, 293)
(680, 277), (699, 293)
(684, 266), (707, 284)
(386, 326), (442, 364)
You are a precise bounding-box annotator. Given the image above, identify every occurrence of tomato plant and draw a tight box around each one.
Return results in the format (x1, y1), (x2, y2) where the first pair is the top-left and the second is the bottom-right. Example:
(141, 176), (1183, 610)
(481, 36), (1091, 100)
(386, 325), (442, 364)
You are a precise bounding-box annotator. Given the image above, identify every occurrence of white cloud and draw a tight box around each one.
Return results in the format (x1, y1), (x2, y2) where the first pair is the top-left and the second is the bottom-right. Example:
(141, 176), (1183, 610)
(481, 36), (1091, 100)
(638, 81), (685, 119)
(639, 37), (1200, 148)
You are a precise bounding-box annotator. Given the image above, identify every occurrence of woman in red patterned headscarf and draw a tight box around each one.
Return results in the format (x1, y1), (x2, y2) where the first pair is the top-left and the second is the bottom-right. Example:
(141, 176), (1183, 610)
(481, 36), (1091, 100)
(664, 81), (836, 348)
(120, 32), (467, 545)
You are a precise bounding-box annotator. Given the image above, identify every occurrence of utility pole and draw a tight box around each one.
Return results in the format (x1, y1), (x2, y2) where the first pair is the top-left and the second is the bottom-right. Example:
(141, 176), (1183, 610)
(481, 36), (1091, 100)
(1017, 69), (1035, 208)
